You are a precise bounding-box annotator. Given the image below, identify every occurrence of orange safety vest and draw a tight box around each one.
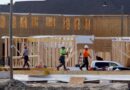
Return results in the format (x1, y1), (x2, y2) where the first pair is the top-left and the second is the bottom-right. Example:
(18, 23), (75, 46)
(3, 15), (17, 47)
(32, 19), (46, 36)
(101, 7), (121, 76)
(83, 50), (89, 57)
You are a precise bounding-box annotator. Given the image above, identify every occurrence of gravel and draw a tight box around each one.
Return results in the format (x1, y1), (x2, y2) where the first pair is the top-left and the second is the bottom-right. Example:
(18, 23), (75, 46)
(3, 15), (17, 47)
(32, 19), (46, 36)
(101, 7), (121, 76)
(0, 79), (129, 90)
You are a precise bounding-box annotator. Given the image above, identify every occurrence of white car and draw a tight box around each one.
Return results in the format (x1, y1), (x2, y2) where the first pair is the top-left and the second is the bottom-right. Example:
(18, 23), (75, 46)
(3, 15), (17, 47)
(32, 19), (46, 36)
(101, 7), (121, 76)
(68, 60), (130, 71)
(90, 60), (130, 71)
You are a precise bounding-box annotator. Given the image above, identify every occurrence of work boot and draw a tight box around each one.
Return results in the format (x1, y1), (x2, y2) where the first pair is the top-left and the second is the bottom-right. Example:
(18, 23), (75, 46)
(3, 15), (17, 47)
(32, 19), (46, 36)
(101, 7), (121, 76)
(80, 67), (82, 71)
(64, 68), (69, 71)
(57, 67), (59, 71)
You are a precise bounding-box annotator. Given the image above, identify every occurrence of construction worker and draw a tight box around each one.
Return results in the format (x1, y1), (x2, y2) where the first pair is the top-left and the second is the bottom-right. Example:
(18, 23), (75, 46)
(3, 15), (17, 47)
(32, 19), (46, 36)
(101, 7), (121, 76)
(80, 45), (92, 70)
(23, 46), (30, 69)
(57, 45), (68, 71)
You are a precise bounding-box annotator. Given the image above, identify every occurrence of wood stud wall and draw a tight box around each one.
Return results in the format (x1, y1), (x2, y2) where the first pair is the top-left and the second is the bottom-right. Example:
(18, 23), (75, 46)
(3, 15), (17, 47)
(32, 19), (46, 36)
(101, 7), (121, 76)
(4, 36), (130, 67)
(3, 36), (77, 68)
(112, 40), (130, 67)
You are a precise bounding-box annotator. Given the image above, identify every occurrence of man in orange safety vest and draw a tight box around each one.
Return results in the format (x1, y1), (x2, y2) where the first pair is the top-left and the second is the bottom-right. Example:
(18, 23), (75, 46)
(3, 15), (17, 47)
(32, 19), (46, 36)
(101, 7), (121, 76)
(80, 45), (92, 70)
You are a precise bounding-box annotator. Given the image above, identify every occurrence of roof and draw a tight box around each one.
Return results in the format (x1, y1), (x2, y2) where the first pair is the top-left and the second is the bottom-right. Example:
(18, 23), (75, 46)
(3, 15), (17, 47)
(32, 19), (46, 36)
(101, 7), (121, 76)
(0, 5), (9, 12)
(0, 0), (130, 15)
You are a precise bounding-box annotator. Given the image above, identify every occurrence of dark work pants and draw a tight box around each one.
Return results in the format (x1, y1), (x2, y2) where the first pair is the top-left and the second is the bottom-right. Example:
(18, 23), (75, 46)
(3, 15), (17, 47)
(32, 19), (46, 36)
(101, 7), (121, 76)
(57, 56), (67, 70)
(23, 56), (30, 68)
(80, 57), (89, 70)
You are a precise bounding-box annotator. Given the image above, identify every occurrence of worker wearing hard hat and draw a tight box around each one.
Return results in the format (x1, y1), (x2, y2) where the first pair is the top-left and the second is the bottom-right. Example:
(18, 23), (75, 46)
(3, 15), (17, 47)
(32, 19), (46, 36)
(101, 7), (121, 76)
(80, 45), (92, 70)
(57, 45), (68, 71)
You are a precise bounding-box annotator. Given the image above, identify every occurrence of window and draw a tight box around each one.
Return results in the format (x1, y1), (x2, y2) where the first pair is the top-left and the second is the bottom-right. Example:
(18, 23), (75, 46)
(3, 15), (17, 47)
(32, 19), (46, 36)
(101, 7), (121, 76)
(109, 63), (118, 67)
(0, 15), (6, 28)
(45, 16), (56, 28)
(31, 16), (39, 28)
(20, 16), (28, 29)
(63, 17), (70, 30)
(84, 18), (91, 30)
(74, 17), (80, 30)
(95, 62), (109, 68)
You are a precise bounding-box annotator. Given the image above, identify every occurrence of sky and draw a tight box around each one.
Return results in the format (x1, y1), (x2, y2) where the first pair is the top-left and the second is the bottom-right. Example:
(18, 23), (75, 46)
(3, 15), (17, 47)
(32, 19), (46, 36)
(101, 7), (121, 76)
(0, 0), (44, 4)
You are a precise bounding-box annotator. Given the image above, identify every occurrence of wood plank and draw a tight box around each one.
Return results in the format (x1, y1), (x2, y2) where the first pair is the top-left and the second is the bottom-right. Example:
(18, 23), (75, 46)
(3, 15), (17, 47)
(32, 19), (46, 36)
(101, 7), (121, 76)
(69, 77), (85, 85)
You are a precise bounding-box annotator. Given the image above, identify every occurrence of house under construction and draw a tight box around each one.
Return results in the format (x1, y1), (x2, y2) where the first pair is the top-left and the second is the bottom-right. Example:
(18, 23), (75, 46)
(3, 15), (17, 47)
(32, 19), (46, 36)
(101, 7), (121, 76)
(0, 0), (130, 67)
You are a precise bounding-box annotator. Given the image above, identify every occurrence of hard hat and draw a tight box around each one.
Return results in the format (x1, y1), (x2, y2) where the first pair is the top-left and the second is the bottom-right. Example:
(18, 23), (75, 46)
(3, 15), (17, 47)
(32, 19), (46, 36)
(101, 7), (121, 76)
(84, 45), (89, 48)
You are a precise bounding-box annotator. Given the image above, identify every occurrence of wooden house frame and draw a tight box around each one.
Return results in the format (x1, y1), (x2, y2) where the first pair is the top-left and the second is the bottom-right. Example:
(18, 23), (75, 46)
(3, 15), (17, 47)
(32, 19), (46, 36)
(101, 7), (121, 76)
(2, 35), (94, 68)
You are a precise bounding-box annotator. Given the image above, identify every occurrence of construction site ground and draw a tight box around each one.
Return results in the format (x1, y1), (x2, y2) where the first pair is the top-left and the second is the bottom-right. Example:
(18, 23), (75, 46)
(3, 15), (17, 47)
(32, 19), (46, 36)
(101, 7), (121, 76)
(1, 67), (130, 89)
(13, 68), (130, 75)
